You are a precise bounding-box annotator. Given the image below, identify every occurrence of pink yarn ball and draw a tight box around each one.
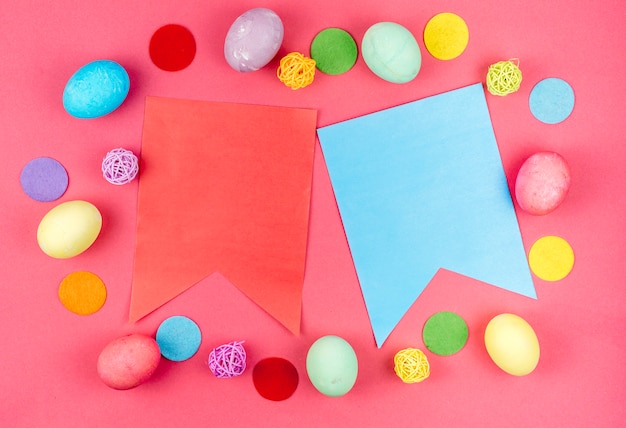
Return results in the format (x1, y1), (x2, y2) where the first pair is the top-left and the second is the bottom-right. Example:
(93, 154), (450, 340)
(208, 341), (247, 378)
(102, 148), (139, 185)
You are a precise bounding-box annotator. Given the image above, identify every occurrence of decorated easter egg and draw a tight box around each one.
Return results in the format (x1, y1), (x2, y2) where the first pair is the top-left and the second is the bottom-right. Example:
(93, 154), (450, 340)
(37, 200), (102, 259)
(97, 334), (161, 390)
(361, 22), (422, 83)
(224, 8), (284, 72)
(484, 313), (540, 376)
(306, 335), (358, 397)
(515, 151), (571, 215)
(63, 60), (130, 118)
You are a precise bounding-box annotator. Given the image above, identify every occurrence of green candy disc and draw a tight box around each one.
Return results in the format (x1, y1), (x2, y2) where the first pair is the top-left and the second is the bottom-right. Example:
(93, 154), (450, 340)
(310, 28), (358, 75)
(422, 311), (469, 356)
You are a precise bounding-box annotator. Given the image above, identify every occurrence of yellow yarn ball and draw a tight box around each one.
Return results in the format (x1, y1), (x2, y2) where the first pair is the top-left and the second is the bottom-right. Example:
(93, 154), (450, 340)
(393, 348), (430, 383)
(277, 52), (316, 90)
(486, 59), (522, 96)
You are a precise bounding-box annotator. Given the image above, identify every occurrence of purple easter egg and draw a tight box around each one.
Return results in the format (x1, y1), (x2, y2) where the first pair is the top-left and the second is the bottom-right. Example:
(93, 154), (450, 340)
(224, 8), (284, 72)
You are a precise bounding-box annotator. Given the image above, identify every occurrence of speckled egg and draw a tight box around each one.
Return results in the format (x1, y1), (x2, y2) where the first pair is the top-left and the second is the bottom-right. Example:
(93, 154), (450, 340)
(224, 8), (284, 72)
(63, 60), (130, 119)
(361, 22), (422, 83)
(515, 151), (571, 215)
(97, 334), (161, 390)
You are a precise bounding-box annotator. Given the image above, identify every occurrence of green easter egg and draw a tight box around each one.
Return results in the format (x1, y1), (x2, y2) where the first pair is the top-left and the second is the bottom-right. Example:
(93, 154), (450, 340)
(306, 335), (358, 397)
(361, 22), (422, 83)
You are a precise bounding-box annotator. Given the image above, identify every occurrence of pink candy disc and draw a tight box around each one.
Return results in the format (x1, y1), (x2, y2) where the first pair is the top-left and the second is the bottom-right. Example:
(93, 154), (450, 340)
(515, 151), (571, 215)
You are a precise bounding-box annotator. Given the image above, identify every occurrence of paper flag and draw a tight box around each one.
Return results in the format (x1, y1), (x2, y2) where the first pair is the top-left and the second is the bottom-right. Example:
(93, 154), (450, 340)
(130, 97), (318, 335)
(317, 83), (536, 347)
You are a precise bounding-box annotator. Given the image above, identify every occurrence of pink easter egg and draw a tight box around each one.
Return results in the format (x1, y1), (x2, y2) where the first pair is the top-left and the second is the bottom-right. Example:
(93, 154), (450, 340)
(515, 151), (571, 215)
(97, 334), (161, 390)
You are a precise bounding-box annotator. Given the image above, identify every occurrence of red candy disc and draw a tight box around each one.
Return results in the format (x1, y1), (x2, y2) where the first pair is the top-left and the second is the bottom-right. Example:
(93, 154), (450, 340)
(252, 357), (299, 401)
(149, 24), (196, 71)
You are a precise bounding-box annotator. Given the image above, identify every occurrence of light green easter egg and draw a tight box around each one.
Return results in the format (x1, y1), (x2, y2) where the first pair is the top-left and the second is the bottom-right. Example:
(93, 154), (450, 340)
(306, 335), (358, 397)
(361, 22), (422, 83)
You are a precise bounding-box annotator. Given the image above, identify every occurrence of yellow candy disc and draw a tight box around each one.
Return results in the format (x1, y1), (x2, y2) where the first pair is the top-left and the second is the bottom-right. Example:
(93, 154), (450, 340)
(423, 12), (469, 60)
(528, 235), (574, 281)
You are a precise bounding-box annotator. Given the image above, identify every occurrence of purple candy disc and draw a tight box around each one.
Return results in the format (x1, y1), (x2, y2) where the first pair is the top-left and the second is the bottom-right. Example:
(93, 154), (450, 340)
(20, 157), (69, 202)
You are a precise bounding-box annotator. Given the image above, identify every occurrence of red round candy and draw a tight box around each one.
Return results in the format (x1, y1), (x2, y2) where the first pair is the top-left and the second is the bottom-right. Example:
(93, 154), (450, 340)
(515, 152), (571, 215)
(97, 334), (161, 390)
(252, 357), (299, 401)
(149, 24), (196, 71)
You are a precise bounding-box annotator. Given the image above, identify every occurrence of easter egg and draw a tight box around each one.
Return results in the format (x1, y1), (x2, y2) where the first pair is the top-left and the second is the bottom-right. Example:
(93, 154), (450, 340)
(63, 60), (130, 119)
(37, 200), (102, 259)
(515, 151), (571, 215)
(97, 334), (161, 390)
(306, 335), (358, 397)
(224, 8), (284, 72)
(361, 22), (422, 83)
(484, 313), (540, 376)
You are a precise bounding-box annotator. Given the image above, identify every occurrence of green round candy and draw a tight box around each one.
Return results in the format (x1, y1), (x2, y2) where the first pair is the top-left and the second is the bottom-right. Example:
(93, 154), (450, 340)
(310, 28), (358, 75)
(306, 335), (358, 397)
(422, 311), (469, 356)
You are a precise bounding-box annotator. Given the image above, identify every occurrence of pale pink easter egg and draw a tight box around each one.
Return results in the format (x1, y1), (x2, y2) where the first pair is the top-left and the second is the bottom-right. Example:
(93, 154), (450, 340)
(97, 334), (161, 390)
(515, 152), (571, 215)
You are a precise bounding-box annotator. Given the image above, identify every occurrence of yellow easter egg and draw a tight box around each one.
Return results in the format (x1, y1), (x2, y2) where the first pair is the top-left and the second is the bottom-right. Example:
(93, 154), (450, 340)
(37, 200), (102, 258)
(484, 313), (540, 376)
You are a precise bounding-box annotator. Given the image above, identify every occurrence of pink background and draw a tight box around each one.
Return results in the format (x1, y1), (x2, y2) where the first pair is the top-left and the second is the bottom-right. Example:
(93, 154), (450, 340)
(2, 0), (625, 426)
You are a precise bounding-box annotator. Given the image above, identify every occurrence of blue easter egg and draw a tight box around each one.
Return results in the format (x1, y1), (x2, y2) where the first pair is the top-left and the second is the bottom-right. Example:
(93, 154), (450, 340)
(63, 60), (130, 119)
